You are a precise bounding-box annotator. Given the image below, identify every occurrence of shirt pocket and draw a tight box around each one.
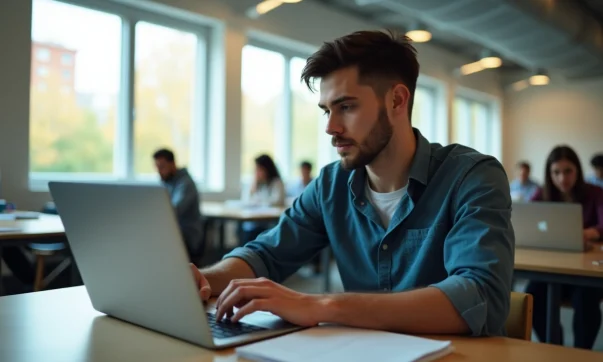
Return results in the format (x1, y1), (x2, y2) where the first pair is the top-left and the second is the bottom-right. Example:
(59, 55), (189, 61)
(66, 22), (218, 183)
(403, 224), (444, 252)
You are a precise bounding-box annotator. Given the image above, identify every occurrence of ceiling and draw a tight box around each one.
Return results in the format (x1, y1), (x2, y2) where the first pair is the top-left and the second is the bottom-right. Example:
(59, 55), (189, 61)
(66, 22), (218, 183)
(312, 0), (603, 80)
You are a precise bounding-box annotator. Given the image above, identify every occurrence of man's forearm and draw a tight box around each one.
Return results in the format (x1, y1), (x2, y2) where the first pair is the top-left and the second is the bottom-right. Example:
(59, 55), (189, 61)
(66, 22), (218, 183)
(201, 258), (256, 296)
(318, 287), (470, 334)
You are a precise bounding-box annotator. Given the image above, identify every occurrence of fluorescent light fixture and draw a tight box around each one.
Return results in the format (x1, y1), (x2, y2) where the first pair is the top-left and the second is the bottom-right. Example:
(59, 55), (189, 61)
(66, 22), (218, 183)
(406, 29), (432, 43)
(529, 74), (550, 85)
(256, 0), (283, 15)
(459, 60), (485, 76)
(281, 0), (302, 2)
(480, 56), (502, 69)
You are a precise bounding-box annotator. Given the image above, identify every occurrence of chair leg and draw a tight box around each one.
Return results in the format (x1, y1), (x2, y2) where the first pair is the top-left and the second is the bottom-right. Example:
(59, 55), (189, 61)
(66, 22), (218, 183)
(34, 255), (45, 292)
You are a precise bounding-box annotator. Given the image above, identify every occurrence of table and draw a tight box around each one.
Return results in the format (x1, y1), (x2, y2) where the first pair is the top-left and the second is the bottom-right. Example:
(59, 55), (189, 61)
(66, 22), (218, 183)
(514, 247), (603, 345)
(200, 202), (285, 256)
(1, 287), (601, 362)
(0, 214), (66, 295)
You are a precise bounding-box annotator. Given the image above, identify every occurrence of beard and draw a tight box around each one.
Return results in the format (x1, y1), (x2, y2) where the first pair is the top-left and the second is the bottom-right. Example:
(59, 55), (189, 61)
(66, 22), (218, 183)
(332, 107), (393, 171)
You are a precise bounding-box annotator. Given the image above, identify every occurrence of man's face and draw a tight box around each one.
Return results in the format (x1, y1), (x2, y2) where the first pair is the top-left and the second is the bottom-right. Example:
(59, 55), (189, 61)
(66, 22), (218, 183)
(301, 165), (311, 180)
(517, 166), (530, 183)
(155, 158), (176, 181)
(319, 67), (394, 170)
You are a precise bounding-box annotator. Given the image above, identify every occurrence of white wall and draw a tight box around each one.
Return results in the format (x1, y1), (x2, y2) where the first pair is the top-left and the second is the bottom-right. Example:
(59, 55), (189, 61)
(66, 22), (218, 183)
(502, 78), (603, 184)
(0, 0), (503, 209)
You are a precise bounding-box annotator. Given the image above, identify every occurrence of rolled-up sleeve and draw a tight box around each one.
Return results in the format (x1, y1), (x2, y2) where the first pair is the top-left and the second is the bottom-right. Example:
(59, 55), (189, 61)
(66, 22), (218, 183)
(223, 173), (330, 283)
(430, 158), (515, 336)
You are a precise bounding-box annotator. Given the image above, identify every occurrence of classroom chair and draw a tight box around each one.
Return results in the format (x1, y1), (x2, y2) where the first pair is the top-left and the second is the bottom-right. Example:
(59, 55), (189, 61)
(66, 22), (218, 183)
(30, 202), (72, 291)
(505, 291), (534, 340)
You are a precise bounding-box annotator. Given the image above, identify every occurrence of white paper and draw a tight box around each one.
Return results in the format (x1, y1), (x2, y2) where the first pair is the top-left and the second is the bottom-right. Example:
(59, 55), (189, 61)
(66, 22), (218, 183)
(236, 326), (453, 362)
(0, 216), (21, 233)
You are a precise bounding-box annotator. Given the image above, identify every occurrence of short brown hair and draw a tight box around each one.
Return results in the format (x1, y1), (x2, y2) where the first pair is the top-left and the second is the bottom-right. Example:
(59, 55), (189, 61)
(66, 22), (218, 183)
(301, 30), (419, 121)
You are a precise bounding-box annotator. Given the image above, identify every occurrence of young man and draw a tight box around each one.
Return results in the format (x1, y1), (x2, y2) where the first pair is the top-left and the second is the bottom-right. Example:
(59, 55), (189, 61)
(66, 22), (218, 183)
(510, 161), (540, 201)
(191, 30), (514, 336)
(587, 154), (603, 188)
(287, 161), (314, 199)
(153, 149), (203, 260)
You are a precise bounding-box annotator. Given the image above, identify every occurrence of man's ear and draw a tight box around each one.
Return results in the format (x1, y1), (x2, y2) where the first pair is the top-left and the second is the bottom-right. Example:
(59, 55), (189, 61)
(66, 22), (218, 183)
(391, 83), (410, 115)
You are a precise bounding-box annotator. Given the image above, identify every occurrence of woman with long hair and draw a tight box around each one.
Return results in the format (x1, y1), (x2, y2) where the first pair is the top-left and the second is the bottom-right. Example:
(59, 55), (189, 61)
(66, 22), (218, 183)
(525, 145), (603, 349)
(239, 154), (285, 244)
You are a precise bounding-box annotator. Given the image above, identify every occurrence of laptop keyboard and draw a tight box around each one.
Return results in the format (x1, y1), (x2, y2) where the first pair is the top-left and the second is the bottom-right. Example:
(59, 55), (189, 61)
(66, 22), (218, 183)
(206, 313), (267, 339)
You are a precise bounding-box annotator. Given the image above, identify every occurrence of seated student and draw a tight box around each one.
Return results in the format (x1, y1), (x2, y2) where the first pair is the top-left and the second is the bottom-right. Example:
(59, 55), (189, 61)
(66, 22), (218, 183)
(525, 145), (603, 349)
(153, 149), (203, 261)
(190, 30), (514, 337)
(239, 154), (285, 243)
(586, 154), (603, 188)
(287, 161), (314, 199)
(510, 161), (540, 202)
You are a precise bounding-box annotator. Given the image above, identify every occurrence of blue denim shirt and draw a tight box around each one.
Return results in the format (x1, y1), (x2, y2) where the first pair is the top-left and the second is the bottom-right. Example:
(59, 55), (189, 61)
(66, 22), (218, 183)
(225, 129), (515, 336)
(510, 178), (540, 202)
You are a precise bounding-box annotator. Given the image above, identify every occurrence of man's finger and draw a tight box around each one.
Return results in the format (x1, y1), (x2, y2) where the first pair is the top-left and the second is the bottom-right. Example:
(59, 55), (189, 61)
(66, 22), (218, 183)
(200, 286), (211, 301)
(232, 299), (270, 323)
(216, 286), (273, 321)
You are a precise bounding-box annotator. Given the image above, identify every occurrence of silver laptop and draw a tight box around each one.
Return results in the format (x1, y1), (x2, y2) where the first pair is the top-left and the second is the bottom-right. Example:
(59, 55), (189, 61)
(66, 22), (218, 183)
(49, 182), (302, 349)
(512, 202), (584, 252)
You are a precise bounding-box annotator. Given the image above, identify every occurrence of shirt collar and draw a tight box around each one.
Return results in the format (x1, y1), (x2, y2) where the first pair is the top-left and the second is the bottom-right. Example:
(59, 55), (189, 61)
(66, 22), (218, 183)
(348, 128), (432, 200)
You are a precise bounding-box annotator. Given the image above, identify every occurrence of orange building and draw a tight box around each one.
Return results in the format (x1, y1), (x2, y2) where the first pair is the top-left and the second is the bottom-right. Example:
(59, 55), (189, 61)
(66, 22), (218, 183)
(31, 41), (76, 94)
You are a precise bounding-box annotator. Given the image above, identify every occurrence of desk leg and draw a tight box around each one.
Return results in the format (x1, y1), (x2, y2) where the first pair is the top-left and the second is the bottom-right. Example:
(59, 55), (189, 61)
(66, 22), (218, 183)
(546, 283), (561, 344)
(321, 247), (331, 293)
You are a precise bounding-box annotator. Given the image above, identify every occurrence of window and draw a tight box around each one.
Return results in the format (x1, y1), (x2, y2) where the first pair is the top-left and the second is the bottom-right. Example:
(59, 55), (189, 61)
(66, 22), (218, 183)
(37, 66), (49, 77)
(61, 53), (73, 65)
(240, 44), (337, 182)
(36, 48), (50, 62)
(61, 69), (71, 80)
(452, 95), (500, 157)
(240, 45), (285, 180)
(412, 86), (436, 140)
(30, 0), (120, 174)
(29, 0), (210, 187)
(133, 21), (199, 178)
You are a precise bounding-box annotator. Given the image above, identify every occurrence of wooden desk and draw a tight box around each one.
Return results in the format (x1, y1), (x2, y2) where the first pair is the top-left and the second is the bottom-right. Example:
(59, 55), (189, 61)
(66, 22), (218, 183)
(1, 287), (601, 362)
(0, 214), (67, 295)
(514, 247), (603, 345)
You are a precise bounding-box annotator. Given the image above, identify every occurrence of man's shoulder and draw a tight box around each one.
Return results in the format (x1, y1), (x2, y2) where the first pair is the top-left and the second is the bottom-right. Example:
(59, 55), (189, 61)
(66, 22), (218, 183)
(429, 143), (504, 178)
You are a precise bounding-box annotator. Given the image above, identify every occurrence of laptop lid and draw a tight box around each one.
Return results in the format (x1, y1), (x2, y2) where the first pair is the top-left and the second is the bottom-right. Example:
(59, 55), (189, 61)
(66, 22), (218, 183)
(511, 202), (584, 252)
(49, 182), (214, 347)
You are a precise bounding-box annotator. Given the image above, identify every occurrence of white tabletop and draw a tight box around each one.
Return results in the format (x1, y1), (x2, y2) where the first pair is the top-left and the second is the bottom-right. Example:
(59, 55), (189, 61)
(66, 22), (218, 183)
(0, 287), (235, 362)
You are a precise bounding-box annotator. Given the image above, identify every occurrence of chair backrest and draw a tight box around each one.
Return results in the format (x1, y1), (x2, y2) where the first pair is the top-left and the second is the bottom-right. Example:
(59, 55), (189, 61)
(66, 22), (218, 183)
(505, 291), (533, 340)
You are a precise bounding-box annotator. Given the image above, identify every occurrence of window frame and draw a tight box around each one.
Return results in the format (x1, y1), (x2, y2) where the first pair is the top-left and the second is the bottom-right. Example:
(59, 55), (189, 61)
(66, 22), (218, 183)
(414, 74), (447, 144)
(28, 0), (214, 191)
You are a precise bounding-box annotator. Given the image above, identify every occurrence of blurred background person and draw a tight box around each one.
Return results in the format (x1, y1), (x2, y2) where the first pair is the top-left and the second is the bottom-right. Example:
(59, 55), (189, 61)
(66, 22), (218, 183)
(525, 145), (603, 349)
(587, 153), (603, 188)
(287, 161), (314, 199)
(510, 161), (540, 202)
(153, 148), (203, 262)
(239, 154), (285, 244)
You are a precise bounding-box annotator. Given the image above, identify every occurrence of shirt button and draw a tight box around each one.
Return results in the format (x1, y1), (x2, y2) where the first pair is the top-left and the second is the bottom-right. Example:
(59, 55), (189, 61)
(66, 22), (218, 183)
(382, 244), (388, 251)
(359, 201), (365, 206)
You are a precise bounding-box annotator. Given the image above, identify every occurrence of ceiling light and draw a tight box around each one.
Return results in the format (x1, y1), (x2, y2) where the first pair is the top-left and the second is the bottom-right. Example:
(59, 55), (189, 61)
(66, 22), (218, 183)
(281, 0), (302, 2)
(406, 29), (432, 43)
(256, 0), (283, 15)
(480, 56), (502, 69)
(459, 61), (485, 76)
(529, 70), (550, 86)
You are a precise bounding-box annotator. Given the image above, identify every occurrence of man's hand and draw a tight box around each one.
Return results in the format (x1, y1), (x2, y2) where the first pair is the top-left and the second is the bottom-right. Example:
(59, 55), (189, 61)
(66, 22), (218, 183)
(190, 264), (212, 301)
(215, 277), (324, 327)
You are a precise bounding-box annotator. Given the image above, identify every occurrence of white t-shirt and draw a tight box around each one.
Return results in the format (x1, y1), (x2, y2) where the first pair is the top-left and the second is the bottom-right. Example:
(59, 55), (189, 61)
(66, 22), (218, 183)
(365, 180), (408, 229)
